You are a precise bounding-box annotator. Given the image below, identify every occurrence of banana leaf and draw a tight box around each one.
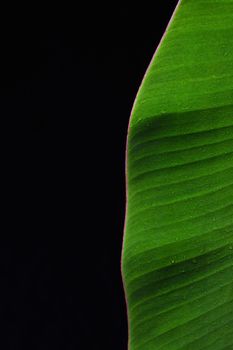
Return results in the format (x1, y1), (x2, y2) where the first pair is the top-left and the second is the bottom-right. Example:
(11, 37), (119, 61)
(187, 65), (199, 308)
(121, 1), (233, 349)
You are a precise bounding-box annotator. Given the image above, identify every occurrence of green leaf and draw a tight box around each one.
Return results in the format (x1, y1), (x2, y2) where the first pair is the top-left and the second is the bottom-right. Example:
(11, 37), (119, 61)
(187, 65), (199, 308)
(121, 1), (233, 349)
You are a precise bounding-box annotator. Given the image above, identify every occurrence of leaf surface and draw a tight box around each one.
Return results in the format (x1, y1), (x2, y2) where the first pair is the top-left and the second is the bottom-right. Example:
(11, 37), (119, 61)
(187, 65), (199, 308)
(122, 1), (233, 349)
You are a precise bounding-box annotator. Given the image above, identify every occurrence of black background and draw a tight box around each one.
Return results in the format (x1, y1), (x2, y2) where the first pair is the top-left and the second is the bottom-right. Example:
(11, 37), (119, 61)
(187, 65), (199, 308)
(1, 2), (178, 349)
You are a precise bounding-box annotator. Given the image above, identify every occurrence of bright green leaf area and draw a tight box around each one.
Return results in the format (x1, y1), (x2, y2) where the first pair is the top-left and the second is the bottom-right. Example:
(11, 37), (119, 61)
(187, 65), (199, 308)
(121, 0), (233, 349)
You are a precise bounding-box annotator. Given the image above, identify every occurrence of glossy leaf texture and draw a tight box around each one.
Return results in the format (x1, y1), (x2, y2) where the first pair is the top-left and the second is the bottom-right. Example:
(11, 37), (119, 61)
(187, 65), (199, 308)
(121, 1), (233, 349)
